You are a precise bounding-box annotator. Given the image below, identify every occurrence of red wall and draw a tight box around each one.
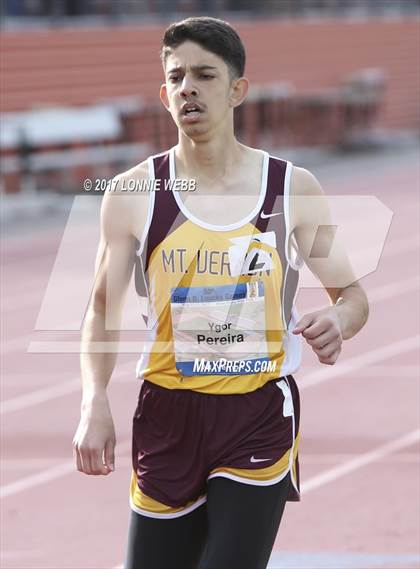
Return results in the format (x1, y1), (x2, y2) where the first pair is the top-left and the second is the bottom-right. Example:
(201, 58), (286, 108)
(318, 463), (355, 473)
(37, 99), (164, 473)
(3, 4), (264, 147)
(1, 18), (419, 129)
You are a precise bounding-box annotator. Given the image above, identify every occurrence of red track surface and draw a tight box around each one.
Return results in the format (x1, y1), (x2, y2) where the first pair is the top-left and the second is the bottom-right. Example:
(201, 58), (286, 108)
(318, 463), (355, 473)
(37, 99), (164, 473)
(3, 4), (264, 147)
(1, 144), (419, 568)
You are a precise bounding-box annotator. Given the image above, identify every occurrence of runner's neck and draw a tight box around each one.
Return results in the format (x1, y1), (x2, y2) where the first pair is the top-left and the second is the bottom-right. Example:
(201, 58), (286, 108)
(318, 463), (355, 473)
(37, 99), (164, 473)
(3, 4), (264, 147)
(175, 136), (245, 182)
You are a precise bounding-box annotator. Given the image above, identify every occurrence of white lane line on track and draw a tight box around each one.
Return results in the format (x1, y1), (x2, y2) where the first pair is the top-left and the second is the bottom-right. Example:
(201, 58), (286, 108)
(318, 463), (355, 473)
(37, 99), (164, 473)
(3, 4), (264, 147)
(0, 550), (43, 561)
(1, 335), (419, 498)
(0, 359), (136, 415)
(2, 458), (85, 468)
(0, 439), (132, 499)
(298, 335), (419, 391)
(3, 242), (418, 355)
(2, 333), (418, 416)
(0, 462), (79, 499)
(301, 452), (420, 464)
(366, 275), (420, 303)
(3, 289), (47, 313)
(4, 270), (416, 358)
(300, 429), (420, 494)
(25, 273), (420, 355)
(2, 267), (417, 361)
(0, 379), (81, 414)
(3, 452), (419, 470)
(26, 341), (147, 353)
(362, 233), (420, 263)
(299, 364), (419, 379)
(301, 274), (420, 314)
(3, 230), (418, 306)
(1, 457), (130, 469)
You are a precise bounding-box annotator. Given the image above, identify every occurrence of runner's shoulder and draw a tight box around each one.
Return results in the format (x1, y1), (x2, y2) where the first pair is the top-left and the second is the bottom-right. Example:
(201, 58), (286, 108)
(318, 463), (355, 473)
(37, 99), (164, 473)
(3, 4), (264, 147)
(288, 165), (329, 231)
(290, 165), (324, 197)
(102, 159), (151, 240)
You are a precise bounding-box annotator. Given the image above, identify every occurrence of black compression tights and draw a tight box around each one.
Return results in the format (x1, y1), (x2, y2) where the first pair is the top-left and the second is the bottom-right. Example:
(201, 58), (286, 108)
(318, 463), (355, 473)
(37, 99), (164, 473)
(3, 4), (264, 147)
(124, 472), (290, 569)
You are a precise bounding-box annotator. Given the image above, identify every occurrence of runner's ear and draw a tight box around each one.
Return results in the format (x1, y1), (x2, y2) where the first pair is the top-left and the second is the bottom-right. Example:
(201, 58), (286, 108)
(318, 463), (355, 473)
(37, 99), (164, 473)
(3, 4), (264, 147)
(160, 83), (170, 111)
(229, 76), (249, 108)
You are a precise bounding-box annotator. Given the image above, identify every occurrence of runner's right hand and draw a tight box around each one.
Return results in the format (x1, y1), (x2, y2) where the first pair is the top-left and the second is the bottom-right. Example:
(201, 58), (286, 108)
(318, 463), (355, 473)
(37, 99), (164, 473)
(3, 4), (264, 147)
(72, 395), (116, 475)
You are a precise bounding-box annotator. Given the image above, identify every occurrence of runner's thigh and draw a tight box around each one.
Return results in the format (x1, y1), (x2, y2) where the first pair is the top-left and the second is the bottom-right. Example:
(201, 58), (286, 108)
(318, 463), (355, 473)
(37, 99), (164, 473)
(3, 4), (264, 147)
(124, 504), (207, 569)
(198, 473), (290, 569)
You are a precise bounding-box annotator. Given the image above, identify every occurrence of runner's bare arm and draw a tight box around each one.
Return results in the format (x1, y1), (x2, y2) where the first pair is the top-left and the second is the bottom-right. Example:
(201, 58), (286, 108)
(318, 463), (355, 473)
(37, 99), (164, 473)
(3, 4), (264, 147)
(73, 163), (150, 474)
(290, 166), (369, 365)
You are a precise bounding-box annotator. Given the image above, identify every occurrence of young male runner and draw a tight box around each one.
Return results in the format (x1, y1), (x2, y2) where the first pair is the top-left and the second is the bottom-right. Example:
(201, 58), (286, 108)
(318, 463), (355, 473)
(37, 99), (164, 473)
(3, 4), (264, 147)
(73, 17), (369, 569)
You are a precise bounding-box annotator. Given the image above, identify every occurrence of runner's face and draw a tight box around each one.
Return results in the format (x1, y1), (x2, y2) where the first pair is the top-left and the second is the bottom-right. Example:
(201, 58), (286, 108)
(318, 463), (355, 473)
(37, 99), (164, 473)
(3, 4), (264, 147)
(161, 41), (235, 138)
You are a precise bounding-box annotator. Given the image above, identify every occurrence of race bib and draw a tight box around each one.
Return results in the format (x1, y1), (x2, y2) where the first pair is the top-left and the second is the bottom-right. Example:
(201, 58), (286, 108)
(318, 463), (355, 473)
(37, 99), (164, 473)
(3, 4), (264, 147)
(170, 282), (271, 376)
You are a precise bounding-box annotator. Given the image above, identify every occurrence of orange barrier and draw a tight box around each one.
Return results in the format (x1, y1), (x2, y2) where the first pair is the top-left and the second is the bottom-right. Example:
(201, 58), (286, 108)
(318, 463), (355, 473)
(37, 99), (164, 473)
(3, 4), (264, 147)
(1, 19), (418, 129)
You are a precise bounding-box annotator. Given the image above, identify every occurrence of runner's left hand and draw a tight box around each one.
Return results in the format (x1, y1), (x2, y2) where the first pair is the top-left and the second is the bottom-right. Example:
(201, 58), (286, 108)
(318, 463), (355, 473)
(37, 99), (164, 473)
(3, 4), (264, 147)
(292, 306), (343, 365)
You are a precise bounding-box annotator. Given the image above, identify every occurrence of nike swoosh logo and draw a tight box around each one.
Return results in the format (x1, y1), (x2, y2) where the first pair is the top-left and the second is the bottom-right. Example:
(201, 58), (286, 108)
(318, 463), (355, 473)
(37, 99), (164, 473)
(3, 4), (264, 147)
(250, 455), (272, 463)
(260, 211), (283, 219)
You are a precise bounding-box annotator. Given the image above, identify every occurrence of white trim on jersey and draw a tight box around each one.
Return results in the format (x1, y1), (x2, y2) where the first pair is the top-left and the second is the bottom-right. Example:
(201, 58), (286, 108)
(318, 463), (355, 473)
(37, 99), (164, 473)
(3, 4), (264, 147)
(281, 262), (289, 327)
(207, 466), (291, 487)
(135, 155), (158, 257)
(279, 307), (302, 377)
(280, 375), (300, 495)
(283, 160), (304, 271)
(280, 160), (303, 375)
(169, 147), (270, 232)
(135, 152), (161, 379)
(129, 495), (207, 519)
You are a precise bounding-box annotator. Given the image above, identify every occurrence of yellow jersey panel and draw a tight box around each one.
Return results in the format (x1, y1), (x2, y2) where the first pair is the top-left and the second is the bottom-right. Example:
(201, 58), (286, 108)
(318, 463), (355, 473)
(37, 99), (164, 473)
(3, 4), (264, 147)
(135, 148), (301, 394)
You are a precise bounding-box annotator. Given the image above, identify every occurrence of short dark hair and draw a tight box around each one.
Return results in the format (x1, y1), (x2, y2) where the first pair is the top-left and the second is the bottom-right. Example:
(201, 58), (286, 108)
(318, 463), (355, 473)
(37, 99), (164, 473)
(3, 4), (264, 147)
(161, 17), (246, 79)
